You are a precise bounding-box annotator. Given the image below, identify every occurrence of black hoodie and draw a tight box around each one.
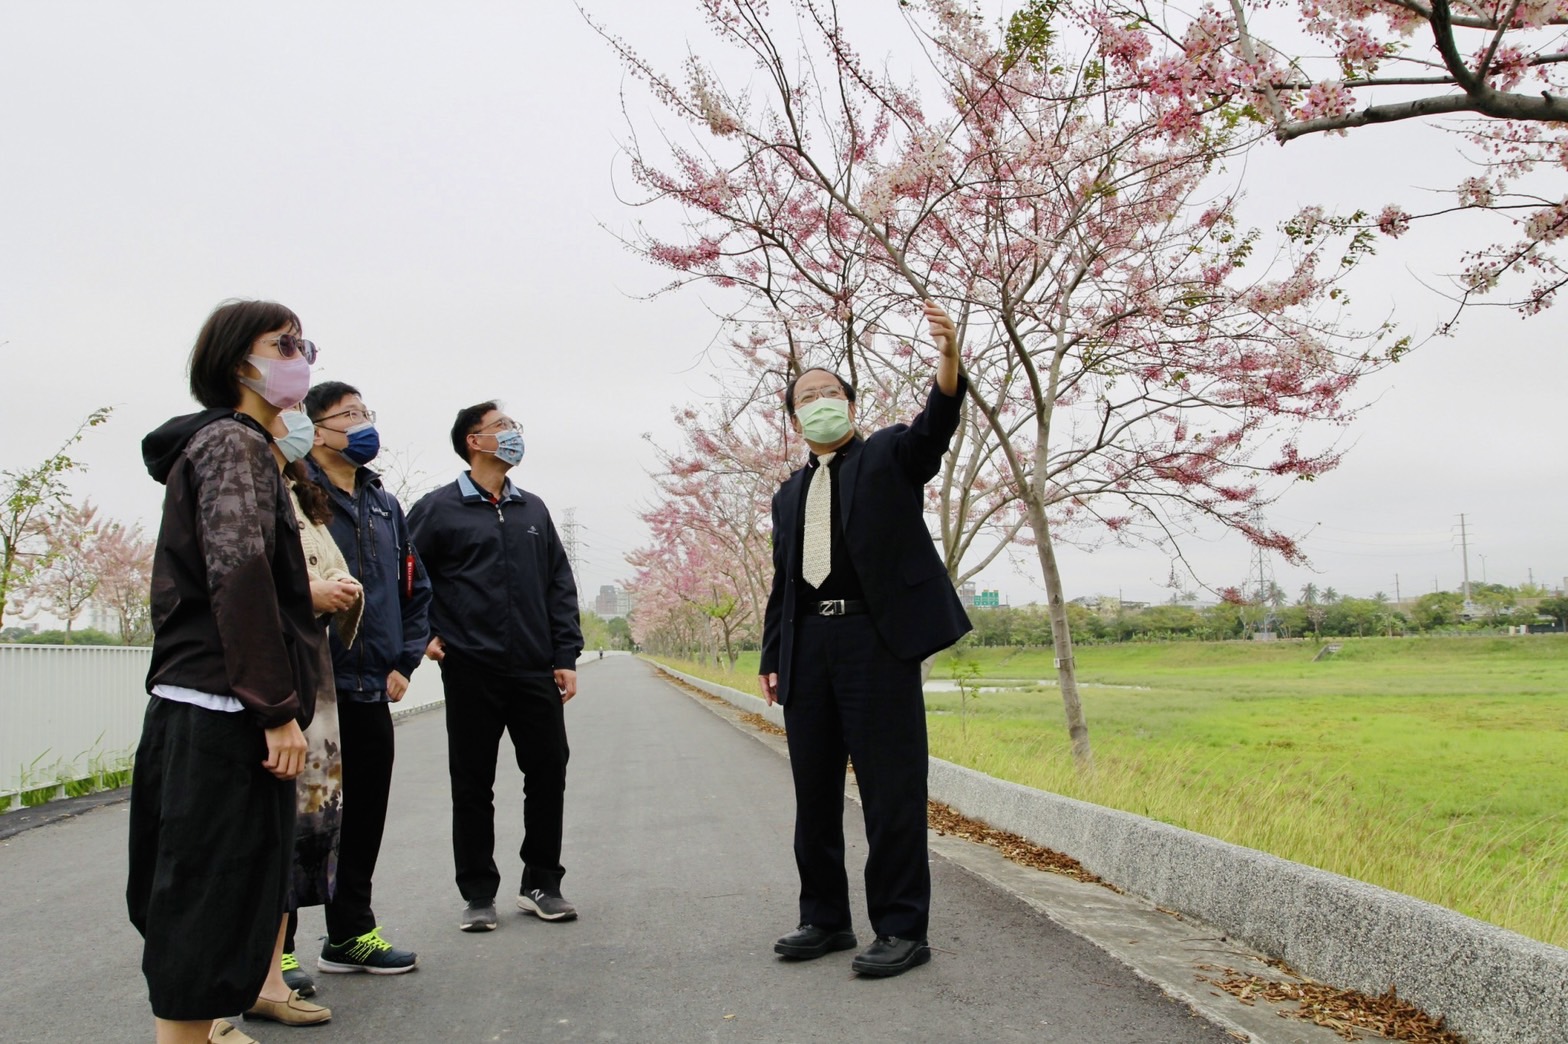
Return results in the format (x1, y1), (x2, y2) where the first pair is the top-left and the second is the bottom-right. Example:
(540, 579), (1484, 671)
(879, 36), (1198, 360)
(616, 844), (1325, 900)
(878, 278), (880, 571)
(142, 409), (320, 729)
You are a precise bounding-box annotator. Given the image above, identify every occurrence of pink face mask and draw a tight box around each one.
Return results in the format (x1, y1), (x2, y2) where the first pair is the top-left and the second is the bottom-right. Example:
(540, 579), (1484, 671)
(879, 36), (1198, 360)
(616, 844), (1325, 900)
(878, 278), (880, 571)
(238, 354), (312, 408)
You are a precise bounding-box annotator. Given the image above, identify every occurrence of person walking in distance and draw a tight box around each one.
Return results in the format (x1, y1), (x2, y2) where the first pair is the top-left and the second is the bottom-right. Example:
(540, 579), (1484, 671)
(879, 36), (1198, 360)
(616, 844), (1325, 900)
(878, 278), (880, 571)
(760, 301), (972, 979)
(408, 402), (583, 933)
(296, 380), (432, 978)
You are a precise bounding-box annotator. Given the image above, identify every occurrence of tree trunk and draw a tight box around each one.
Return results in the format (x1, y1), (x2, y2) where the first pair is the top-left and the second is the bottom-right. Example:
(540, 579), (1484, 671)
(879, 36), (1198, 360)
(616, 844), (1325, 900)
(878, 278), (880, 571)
(1026, 501), (1093, 770)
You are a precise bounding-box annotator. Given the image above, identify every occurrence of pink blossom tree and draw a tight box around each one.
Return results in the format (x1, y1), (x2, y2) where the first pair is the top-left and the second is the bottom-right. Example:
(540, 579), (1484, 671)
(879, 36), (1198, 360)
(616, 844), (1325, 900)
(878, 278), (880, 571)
(629, 393), (789, 665)
(92, 520), (155, 644)
(19, 500), (108, 641)
(599, 0), (1391, 765)
(1086, 0), (1568, 317)
(0, 407), (111, 625)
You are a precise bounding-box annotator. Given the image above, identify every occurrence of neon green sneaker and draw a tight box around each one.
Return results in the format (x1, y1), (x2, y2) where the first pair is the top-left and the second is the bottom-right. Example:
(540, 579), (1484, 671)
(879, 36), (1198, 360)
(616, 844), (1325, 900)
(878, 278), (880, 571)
(280, 951), (316, 996)
(317, 927), (418, 975)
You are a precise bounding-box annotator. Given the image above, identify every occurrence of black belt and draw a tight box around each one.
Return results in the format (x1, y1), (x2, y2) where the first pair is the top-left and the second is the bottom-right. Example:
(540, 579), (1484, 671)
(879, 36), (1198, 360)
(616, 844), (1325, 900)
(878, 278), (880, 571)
(805, 599), (867, 617)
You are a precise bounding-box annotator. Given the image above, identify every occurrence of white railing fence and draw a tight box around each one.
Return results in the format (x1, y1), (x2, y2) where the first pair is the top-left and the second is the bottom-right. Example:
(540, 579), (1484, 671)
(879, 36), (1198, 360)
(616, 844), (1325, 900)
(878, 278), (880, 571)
(0, 644), (448, 801)
(0, 645), (151, 799)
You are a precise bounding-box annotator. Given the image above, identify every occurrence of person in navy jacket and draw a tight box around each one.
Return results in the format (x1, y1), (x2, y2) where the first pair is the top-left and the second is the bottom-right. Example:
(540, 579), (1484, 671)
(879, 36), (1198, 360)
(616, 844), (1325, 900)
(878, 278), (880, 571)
(408, 401), (583, 933)
(297, 380), (432, 981)
(760, 300), (971, 978)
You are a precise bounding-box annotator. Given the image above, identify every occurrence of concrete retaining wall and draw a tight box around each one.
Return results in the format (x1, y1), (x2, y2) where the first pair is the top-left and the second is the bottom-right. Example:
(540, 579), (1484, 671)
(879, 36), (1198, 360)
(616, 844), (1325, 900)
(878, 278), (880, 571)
(654, 662), (1568, 1044)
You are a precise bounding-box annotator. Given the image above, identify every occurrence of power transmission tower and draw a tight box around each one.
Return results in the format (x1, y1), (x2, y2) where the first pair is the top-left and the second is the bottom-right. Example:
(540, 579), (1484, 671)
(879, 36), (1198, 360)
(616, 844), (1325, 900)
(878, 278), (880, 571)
(1243, 516), (1279, 638)
(560, 508), (582, 579)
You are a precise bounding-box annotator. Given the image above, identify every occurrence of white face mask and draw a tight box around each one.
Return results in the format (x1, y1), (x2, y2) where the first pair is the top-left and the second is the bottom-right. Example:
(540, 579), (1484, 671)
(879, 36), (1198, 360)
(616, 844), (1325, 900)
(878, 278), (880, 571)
(276, 410), (316, 464)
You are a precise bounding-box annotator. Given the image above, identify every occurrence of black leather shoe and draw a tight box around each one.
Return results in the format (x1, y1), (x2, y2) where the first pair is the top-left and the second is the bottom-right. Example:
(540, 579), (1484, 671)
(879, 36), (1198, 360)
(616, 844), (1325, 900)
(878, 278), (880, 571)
(774, 924), (858, 959)
(851, 936), (931, 977)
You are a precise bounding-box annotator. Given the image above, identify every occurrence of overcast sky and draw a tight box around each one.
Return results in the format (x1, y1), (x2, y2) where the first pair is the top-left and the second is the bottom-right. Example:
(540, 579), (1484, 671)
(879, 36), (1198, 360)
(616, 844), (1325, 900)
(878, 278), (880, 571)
(3, 1), (1563, 619)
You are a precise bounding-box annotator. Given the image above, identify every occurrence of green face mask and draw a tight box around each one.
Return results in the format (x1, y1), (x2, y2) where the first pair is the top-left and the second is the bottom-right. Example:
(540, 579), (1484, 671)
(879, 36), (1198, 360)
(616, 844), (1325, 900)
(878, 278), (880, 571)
(797, 397), (852, 444)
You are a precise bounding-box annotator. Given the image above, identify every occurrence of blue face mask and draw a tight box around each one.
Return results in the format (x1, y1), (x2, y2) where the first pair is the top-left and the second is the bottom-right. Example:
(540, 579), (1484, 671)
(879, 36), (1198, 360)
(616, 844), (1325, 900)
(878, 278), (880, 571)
(491, 429), (525, 467)
(342, 423), (381, 466)
(276, 410), (316, 464)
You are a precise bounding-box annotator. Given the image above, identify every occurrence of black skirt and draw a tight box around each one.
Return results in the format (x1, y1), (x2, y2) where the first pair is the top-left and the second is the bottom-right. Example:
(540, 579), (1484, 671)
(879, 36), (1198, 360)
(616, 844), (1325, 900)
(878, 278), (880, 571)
(126, 696), (295, 1021)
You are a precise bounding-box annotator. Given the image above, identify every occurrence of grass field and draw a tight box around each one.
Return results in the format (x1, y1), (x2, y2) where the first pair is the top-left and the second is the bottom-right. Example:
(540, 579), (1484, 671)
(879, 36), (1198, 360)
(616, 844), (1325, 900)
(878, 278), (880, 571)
(652, 636), (1568, 949)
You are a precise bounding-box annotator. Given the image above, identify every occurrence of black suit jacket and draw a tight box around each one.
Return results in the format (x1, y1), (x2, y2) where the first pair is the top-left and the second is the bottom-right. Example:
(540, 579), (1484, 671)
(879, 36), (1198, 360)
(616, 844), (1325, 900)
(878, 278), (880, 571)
(760, 377), (973, 705)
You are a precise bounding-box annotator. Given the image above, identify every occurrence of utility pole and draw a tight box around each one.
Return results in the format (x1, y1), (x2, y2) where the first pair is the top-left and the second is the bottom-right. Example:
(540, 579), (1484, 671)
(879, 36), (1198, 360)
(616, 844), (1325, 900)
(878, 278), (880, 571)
(1458, 513), (1473, 607)
(1394, 573), (1401, 606)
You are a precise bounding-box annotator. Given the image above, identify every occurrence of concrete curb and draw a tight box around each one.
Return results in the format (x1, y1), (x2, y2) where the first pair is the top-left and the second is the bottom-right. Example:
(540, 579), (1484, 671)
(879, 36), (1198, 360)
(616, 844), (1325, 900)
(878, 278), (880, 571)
(0, 788), (129, 841)
(653, 662), (1568, 1044)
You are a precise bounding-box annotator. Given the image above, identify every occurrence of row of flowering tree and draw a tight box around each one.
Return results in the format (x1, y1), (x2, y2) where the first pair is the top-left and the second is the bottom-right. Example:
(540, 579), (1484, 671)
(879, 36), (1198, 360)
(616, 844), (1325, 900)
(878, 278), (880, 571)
(608, 0), (1402, 766)
(4, 498), (156, 645)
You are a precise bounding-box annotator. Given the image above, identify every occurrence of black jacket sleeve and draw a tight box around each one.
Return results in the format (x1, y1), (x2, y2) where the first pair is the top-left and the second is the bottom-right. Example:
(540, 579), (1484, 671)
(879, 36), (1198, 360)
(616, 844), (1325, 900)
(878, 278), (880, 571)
(189, 422), (303, 728)
(892, 374), (969, 485)
(759, 489), (788, 676)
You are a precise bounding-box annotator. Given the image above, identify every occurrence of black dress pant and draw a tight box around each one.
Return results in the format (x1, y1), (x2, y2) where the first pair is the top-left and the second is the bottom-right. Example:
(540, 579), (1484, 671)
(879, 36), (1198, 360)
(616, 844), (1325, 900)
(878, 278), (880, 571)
(783, 613), (930, 940)
(324, 698), (395, 942)
(441, 656), (569, 901)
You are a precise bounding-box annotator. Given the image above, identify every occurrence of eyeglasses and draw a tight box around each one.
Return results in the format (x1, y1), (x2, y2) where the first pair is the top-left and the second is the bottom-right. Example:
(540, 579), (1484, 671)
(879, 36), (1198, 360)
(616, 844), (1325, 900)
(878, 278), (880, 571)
(316, 407), (376, 426)
(795, 386), (848, 407)
(475, 418), (523, 435)
(268, 333), (319, 364)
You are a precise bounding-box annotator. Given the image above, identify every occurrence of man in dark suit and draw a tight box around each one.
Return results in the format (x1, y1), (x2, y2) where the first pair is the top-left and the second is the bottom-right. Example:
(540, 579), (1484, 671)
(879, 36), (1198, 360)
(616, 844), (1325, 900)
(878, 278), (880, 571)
(759, 300), (972, 978)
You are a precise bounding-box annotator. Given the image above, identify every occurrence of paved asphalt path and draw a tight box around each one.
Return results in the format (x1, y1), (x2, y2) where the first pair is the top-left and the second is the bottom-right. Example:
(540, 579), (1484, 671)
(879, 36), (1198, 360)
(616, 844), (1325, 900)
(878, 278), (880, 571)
(0, 656), (1231, 1043)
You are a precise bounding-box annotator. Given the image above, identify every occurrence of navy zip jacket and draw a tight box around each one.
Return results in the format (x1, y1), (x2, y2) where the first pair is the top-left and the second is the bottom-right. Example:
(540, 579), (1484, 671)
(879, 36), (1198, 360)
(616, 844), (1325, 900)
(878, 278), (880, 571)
(304, 458), (432, 700)
(407, 471), (582, 677)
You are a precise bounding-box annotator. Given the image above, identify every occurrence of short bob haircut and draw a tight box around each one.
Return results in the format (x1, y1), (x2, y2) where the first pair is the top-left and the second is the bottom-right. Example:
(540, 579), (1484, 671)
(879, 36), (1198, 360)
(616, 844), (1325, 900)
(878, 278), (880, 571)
(782, 367), (855, 418)
(188, 299), (301, 409)
(451, 400), (501, 463)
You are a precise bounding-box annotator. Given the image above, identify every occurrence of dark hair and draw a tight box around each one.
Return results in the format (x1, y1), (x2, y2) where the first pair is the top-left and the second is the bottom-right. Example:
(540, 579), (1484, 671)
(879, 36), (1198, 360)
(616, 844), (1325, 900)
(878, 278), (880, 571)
(188, 299), (301, 408)
(782, 367), (855, 417)
(451, 401), (500, 462)
(304, 380), (363, 422)
(285, 462), (335, 526)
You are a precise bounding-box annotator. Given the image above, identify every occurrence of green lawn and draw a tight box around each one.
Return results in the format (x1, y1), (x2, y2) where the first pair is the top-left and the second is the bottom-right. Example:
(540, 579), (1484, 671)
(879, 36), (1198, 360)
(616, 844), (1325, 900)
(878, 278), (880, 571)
(653, 636), (1568, 949)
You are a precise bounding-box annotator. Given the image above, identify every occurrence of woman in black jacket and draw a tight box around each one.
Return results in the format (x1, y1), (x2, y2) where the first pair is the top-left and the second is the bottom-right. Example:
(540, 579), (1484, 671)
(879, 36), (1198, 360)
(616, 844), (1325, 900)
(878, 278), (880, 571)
(128, 299), (327, 1044)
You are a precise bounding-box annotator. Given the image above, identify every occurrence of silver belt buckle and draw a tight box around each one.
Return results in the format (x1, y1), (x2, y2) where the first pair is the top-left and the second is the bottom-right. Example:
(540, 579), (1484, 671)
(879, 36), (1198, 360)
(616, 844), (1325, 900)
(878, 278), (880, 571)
(818, 600), (843, 617)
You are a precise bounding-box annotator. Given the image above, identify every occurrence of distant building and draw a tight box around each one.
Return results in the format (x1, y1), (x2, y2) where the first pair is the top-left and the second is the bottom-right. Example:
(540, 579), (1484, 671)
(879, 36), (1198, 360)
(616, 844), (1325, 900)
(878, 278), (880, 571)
(959, 581), (976, 603)
(83, 603), (117, 635)
(594, 585), (633, 620)
(1068, 595), (1148, 619)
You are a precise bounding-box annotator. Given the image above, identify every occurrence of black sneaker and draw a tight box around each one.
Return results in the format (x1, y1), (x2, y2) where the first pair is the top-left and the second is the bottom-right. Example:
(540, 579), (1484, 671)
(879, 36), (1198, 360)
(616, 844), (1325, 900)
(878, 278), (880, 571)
(317, 927), (418, 974)
(517, 887), (577, 922)
(460, 899), (498, 932)
(280, 952), (316, 997)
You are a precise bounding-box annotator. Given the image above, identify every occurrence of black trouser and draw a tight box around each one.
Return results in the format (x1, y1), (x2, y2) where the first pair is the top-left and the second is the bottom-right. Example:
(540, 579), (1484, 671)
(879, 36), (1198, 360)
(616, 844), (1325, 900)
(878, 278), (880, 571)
(783, 613), (930, 940)
(285, 697), (395, 950)
(440, 657), (569, 901)
(325, 698), (395, 942)
(128, 698), (294, 1020)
